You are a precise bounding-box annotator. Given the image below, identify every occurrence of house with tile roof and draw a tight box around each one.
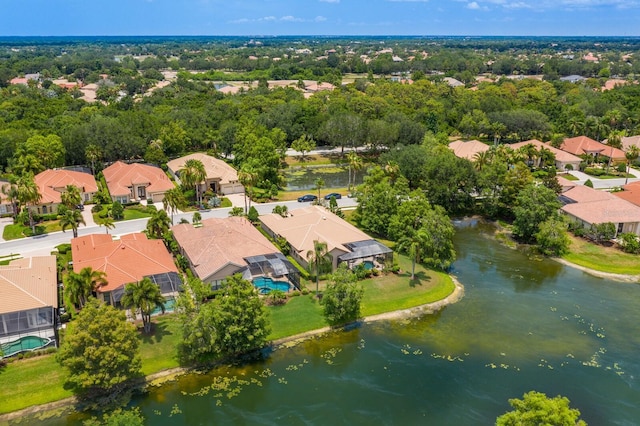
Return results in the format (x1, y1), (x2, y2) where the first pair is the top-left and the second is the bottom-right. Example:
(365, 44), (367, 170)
(167, 153), (244, 196)
(172, 216), (299, 290)
(260, 205), (392, 271)
(510, 140), (582, 171)
(102, 161), (175, 204)
(0, 256), (59, 353)
(32, 169), (98, 215)
(448, 140), (490, 161)
(613, 181), (640, 208)
(71, 233), (181, 306)
(620, 135), (640, 151)
(560, 136), (626, 163)
(560, 184), (640, 237)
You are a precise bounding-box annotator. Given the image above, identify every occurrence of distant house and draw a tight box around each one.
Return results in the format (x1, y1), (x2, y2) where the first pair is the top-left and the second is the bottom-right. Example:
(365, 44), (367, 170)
(32, 169), (98, 215)
(71, 233), (181, 307)
(510, 140), (582, 171)
(443, 77), (464, 88)
(619, 135), (640, 151)
(448, 140), (490, 161)
(102, 161), (175, 204)
(172, 216), (299, 290)
(560, 136), (626, 163)
(167, 153), (244, 196)
(260, 205), (392, 271)
(560, 185), (640, 237)
(602, 79), (628, 91)
(0, 256), (59, 356)
(560, 75), (586, 83)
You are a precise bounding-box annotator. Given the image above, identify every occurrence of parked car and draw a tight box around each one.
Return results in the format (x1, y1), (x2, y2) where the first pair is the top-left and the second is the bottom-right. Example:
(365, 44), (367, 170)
(324, 193), (342, 200)
(297, 194), (318, 202)
(75, 204), (84, 211)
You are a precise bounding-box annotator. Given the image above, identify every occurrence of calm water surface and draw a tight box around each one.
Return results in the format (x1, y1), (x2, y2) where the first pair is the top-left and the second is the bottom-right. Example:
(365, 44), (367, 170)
(284, 165), (367, 190)
(29, 219), (640, 425)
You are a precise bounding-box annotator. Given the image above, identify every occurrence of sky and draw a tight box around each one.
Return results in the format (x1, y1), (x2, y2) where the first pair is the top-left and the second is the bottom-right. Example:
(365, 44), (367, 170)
(1, 0), (639, 37)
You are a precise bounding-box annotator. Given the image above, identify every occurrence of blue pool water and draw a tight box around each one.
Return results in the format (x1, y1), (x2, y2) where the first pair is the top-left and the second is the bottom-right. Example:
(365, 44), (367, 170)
(252, 277), (291, 294)
(363, 260), (375, 270)
(1, 336), (51, 357)
(151, 297), (175, 316)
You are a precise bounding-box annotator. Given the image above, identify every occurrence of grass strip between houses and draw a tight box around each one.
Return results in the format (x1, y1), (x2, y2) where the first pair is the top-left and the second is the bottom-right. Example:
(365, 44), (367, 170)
(0, 253), (454, 415)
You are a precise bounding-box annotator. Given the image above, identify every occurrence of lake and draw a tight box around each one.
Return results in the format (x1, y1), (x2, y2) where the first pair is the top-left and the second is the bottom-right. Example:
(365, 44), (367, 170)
(25, 219), (640, 425)
(284, 165), (367, 191)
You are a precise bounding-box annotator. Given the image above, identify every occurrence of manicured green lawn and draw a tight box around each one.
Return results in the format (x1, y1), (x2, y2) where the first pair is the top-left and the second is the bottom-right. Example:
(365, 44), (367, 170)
(123, 209), (154, 220)
(138, 314), (183, 375)
(562, 235), (640, 275)
(2, 221), (61, 240)
(268, 295), (327, 340)
(0, 355), (72, 415)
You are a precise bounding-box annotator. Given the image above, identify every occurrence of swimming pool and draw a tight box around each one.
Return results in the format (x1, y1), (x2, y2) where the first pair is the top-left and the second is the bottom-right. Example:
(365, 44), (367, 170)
(151, 297), (176, 316)
(252, 277), (291, 295)
(363, 260), (375, 270)
(1, 335), (52, 358)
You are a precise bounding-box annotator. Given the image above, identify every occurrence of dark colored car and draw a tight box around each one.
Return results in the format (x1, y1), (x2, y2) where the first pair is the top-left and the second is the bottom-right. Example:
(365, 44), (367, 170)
(324, 193), (342, 200)
(75, 204), (85, 211)
(297, 194), (318, 202)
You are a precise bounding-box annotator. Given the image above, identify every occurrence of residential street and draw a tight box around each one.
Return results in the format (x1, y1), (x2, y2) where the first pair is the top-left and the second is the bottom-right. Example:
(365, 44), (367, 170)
(0, 197), (358, 258)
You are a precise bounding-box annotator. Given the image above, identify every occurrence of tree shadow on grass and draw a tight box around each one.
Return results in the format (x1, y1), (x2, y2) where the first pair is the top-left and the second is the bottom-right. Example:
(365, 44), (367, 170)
(139, 321), (171, 345)
(409, 271), (432, 288)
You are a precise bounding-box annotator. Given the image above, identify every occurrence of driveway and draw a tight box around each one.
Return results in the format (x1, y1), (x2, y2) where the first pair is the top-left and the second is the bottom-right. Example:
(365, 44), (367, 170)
(0, 216), (13, 242)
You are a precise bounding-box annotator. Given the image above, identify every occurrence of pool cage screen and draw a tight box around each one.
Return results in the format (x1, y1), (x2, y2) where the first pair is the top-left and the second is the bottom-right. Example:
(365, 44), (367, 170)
(240, 253), (301, 290)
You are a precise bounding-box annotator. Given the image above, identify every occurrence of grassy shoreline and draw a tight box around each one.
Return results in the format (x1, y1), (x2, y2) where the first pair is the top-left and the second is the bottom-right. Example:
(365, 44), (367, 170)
(561, 235), (640, 276)
(0, 254), (456, 416)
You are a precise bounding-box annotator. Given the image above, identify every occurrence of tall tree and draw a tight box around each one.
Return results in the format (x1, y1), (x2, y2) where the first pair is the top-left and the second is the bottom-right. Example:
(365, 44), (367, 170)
(314, 177), (325, 201)
(321, 264), (364, 326)
(181, 159), (206, 207)
(496, 391), (587, 426)
(99, 216), (116, 234)
(346, 151), (363, 191)
(59, 208), (86, 238)
(396, 227), (430, 280)
(85, 144), (103, 176)
(16, 172), (41, 235)
(624, 145), (639, 185)
(121, 277), (165, 334)
(306, 240), (332, 296)
(238, 163), (258, 214)
(56, 299), (142, 401)
(145, 209), (171, 240)
(162, 187), (186, 225)
(513, 184), (561, 243)
(60, 185), (82, 210)
(64, 267), (108, 309)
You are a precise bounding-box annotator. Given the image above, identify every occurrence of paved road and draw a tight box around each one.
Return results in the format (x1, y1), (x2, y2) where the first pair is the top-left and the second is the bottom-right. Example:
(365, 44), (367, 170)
(566, 169), (640, 189)
(0, 198), (357, 258)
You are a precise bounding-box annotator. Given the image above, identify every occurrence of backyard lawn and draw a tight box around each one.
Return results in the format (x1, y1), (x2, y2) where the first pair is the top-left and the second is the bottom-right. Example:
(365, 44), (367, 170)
(562, 235), (640, 275)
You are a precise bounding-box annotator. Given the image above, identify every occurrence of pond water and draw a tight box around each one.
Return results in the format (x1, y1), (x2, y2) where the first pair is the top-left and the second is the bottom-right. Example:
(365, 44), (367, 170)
(284, 165), (367, 191)
(24, 219), (640, 425)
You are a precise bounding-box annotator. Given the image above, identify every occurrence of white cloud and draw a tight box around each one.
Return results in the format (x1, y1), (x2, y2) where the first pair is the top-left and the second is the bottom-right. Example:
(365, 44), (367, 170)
(467, 1), (481, 8)
(315, 15), (327, 22)
(319, 0), (340, 3)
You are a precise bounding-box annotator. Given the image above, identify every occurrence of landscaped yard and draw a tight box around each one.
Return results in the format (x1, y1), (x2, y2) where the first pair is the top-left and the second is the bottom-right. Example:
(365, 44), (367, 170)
(562, 235), (640, 275)
(2, 221), (61, 240)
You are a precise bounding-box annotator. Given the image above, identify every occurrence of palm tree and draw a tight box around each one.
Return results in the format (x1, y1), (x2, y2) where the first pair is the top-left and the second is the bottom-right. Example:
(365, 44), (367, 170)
(99, 216), (115, 234)
(567, 116), (584, 137)
(472, 151), (490, 172)
(519, 143), (538, 167)
(16, 173), (41, 235)
(121, 277), (165, 334)
(181, 159), (206, 208)
(60, 185), (82, 210)
(625, 145), (640, 185)
(162, 187), (186, 225)
(238, 163), (258, 214)
(59, 208), (86, 238)
(538, 147), (556, 169)
(346, 151), (363, 191)
(64, 267), (108, 308)
(397, 228), (430, 280)
(384, 161), (400, 184)
(85, 144), (103, 175)
(146, 209), (171, 240)
(306, 240), (332, 297)
(314, 177), (325, 202)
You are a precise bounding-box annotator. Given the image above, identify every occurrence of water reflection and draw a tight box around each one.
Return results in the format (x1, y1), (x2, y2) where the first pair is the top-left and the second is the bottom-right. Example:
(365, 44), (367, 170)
(284, 165), (367, 190)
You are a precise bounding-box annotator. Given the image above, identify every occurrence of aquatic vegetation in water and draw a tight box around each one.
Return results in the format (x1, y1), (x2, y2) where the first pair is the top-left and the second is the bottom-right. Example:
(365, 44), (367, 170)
(357, 339), (366, 350)
(169, 404), (182, 417)
(321, 347), (342, 365)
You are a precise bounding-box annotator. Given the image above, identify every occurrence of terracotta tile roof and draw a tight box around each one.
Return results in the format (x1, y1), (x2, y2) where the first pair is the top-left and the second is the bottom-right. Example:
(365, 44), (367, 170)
(171, 217), (278, 281)
(561, 136), (626, 161)
(614, 181), (640, 207)
(562, 185), (615, 204)
(448, 140), (490, 160)
(510, 139), (582, 164)
(602, 79), (628, 91)
(259, 205), (372, 259)
(562, 197), (640, 225)
(103, 161), (174, 197)
(167, 153), (240, 185)
(71, 233), (178, 293)
(0, 256), (57, 315)
(557, 176), (577, 190)
(34, 169), (98, 204)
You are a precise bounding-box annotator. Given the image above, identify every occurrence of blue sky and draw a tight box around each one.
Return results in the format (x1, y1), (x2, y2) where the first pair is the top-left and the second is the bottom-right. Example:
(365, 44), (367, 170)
(1, 0), (639, 36)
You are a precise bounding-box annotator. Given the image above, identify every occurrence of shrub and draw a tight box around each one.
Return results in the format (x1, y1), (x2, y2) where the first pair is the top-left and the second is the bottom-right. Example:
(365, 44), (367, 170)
(617, 163), (627, 173)
(584, 179), (594, 188)
(565, 164), (574, 171)
(619, 232), (640, 254)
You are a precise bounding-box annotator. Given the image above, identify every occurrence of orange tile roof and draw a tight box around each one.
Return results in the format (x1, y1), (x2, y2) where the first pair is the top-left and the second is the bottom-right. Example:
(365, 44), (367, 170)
(171, 217), (278, 281)
(103, 161), (174, 197)
(34, 169), (98, 204)
(510, 140), (582, 164)
(561, 136), (626, 161)
(0, 256), (58, 315)
(562, 197), (640, 225)
(71, 233), (178, 292)
(448, 140), (490, 160)
(614, 181), (640, 207)
(562, 185), (615, 204)
(167, 153), (240, 185)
